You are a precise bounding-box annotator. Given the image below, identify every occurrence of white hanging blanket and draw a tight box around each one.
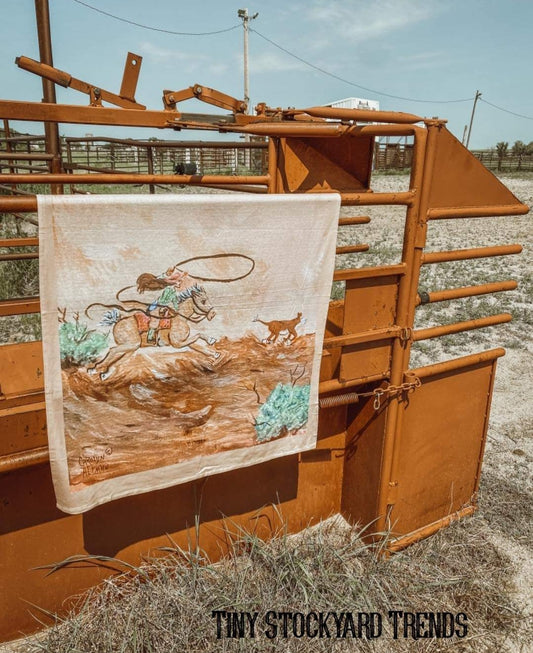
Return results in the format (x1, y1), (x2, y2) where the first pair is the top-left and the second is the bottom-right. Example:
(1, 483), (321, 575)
(38, 193), (340, 513)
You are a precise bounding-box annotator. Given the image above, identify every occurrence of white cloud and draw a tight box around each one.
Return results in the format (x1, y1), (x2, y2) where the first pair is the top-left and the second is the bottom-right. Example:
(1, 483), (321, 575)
(249, 52), (307, 74)
(140, 42), (228, 75)
(304, 0), (444, 42)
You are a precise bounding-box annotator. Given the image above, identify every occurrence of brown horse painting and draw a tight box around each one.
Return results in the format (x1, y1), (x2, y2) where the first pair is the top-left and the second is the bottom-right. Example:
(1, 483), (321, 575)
(86, 282), (219, 379)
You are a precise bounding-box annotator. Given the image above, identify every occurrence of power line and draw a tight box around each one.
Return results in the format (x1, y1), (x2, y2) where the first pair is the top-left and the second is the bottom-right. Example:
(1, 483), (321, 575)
(479, 98), (533, 121)
(250, 28), (473, 105)
(70, 0), (241, 36)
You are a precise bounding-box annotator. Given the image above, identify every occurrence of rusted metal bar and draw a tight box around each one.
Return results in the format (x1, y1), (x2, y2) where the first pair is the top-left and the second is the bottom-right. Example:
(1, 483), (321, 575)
(2, 119), (16, 191)
(297, 106), (423, 124)
(146, 147), (155, 194)
(348, 124), (419, 137)
(323, 326), (402, 350)
(0, 163), (49, 173)
(409, 347), (506, 379)
(0, 99), (185, 128)
(387, 505), (477, 552)
(0, 238), (39, 247)
(319, 371), (389, 395)
(267, 137), (277, 193)
(335, 244), (369, 255)
(0, 152), (53, 161)
(0, 173), (270, 186)
(0, 252), (38, 261)
(338, 216), (370, 226)
(413, 313), (512, 341)
(0, 297), (40, 316)
(0, 135), (46, 144)
(13, 213), (38, 226)
(375, 121), (431, 535)
(422, 244), (523, 264)
(64, 162), (130, 174)
(0, 185), (35, 196)
(341, 191), (415, 206)
(200, 184), (267, 194)
(427, 204), (529, 219)
(416, 280), (517, 305)
(16, 56), (147, 110)
(227, 123), (349, 137)
(333, 263), (406, 282)
(0, 447), (49, 474)
(34, 0), (63, 193)
(119, 52), (142, 103)
(64, 137), (267, 149)
(0, 197), (38, 211)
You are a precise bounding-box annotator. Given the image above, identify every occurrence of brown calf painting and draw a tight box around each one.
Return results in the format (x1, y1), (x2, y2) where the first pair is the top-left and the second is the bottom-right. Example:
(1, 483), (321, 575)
(39, 194), (340, 513)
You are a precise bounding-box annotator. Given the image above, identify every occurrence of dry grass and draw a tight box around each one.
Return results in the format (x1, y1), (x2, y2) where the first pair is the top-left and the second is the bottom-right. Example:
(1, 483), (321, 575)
(13, 513), (529, 653)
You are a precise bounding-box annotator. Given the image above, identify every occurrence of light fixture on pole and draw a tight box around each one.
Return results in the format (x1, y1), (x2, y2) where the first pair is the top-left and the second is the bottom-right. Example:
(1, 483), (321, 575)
(237, 8), (258, 115)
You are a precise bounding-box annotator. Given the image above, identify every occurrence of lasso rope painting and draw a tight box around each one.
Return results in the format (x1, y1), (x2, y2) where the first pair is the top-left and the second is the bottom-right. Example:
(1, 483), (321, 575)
(39, 194), (340, 513)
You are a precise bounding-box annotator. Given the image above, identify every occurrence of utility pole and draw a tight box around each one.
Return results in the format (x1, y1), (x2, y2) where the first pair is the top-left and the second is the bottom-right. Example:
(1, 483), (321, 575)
(35, 0), (63, 193)
(465, 90), (482, 150)
(237, 8), (258, 114)
(238, 8), (258, 167)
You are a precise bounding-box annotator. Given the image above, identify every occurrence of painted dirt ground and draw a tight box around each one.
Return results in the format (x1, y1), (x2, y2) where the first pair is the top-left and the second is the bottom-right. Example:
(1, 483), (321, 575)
(63, 333), (314, 487)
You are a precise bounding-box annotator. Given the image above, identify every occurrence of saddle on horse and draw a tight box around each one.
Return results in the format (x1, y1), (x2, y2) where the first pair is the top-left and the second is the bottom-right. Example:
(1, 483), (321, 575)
(134, 311), (172, 345)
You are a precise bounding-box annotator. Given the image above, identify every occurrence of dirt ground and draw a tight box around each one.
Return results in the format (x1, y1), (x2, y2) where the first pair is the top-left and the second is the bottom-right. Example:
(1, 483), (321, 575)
(339, 173), (533, 620)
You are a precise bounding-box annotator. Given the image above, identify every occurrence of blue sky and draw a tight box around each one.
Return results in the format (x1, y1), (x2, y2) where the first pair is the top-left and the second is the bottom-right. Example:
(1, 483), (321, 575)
(0, 0), (532, 147)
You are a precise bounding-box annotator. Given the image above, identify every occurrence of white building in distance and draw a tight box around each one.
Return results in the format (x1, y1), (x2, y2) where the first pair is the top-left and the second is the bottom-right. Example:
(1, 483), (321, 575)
(324, 97), (380, 112)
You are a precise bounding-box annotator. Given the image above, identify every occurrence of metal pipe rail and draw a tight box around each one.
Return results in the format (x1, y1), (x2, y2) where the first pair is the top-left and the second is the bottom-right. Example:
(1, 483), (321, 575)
(427, 205), (529, 219)
(413, 313), (512, 341)
(0, 173), (270, 186)
(422, 244), (523, 264)
(0, 447), (49, 474)
(335, 244), (369, 255)
(416, 280), (518, 305)
(0, 164), (49, 173)
(0, 238), (39, 247)
(64, 136), (268, 149)
(0, 252), (38, 262)
(339, 216), (371, 226)
(0, 297), (39, 316)
(0, 153), (54, 161)
(324, 326), (402, 349)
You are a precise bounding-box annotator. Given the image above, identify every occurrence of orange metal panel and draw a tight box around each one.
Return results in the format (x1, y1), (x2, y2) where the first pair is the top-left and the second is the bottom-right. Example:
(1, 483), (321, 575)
(340, 275), (399, 382)
(319, 300), (344, 382)
(427, 127), (526, 211)
(0, 409), (47, 457)
(274, 135), (373, 193)
(341, 395), (388, 530)
(0, 342), (44, 398)
(387, 356), (498, 539)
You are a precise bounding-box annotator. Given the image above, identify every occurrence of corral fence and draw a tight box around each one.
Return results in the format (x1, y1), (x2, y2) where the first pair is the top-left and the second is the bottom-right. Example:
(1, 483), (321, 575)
(471, 149), (533, 172)
(2, 127), (531, 178)
(0, 124), (421, 180)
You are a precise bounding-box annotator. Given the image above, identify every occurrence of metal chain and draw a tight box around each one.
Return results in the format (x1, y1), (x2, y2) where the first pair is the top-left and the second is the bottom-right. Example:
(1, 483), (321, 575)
(372, 377), (421, 410)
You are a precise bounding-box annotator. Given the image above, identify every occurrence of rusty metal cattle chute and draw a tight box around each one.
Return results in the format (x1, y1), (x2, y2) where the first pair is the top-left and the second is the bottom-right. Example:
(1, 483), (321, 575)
(0, 6), (529, 642)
